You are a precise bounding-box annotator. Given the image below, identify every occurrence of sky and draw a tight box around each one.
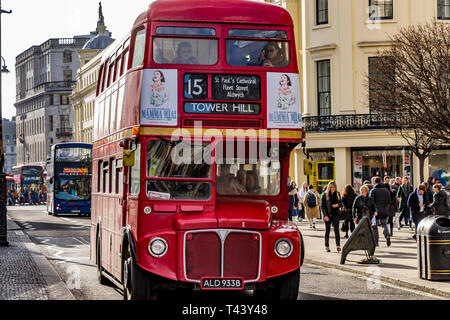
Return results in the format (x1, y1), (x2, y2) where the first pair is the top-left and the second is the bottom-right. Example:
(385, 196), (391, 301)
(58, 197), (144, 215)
(0, 0), (158, 120)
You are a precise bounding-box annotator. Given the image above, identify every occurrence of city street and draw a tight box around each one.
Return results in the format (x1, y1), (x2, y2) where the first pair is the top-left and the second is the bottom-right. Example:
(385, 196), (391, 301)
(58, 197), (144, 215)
(5, 205), (443, 301)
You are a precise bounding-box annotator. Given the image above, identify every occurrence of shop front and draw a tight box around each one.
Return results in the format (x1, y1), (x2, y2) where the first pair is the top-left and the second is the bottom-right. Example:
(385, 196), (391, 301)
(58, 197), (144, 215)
(352, 148), (413, 191)
(429, 149), (450, 190)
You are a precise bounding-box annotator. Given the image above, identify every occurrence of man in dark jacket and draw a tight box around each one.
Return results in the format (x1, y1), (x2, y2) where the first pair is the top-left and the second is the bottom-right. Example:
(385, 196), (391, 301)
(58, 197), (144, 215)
(407, 184), (427, 240)
(369, 177), (392, 246)
(431, 184), (449, 217)
(397, 177), (413, 229)
(383, 178), (396, 237)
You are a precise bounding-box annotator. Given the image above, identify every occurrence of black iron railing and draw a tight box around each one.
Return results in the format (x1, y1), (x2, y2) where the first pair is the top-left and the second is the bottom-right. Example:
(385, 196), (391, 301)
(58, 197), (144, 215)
(303, 114), (402, 132)
(56, 127), (73, 137)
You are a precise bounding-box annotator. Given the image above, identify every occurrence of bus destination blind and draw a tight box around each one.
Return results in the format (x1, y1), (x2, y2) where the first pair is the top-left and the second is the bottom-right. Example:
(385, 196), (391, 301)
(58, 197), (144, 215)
(213, 74), (260, 101)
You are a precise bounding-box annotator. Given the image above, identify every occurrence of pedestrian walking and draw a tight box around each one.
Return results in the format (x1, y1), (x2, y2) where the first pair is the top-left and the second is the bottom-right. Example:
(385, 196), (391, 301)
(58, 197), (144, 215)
(303, 185), (320, 229)
(424, 177), (436, 216)
(407, 184), (427, 240)
(288, 181), (299, 222)
(24, 188), (30, 205)
(321, 181), (342, 253)
(392, 177), (402, 193)
(341, 185), (357, 238)
(397, 177), (413, 229)
(369, 177), (392, 247)
(353, 185), (376, 222)
(298, 182), (308, 221)
(363, 180), (373, 191)
(390, 178), (400, 230)
(384, 178), (396, 237)
(431, 184), (449, 217)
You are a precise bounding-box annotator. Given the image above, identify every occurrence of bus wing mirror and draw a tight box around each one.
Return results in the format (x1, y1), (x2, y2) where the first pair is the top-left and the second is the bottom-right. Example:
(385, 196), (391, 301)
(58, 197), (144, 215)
(123, 150), (135, 167)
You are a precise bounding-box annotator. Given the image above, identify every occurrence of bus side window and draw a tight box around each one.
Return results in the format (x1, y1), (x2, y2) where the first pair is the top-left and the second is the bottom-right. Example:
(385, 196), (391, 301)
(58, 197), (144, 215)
(110, 158), (116, 194)
(131, 29), (146, 68)
(98, 160), (103, 193)
(116, 159), (123, 195)
(121, 49), (129, 75)
(103, 161), (109, 194)
(129, 143), (141, 195)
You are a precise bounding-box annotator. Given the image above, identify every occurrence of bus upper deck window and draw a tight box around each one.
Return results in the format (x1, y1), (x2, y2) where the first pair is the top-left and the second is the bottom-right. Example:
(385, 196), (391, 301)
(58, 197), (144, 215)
(131, 29), (146, 68)
(227, 40), (289, 68)
(153, 38), (218, 65)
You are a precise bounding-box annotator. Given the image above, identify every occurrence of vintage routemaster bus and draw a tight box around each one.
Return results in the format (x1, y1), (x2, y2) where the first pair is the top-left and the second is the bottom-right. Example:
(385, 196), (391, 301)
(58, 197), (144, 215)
(92, 0), (304, 300)
(47, 143), (92, 216)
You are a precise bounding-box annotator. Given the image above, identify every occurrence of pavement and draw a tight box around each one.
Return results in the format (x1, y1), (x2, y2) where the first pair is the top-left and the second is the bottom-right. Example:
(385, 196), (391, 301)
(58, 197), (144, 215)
(295, 217), (450, 299)
(0, 216), (75, 300)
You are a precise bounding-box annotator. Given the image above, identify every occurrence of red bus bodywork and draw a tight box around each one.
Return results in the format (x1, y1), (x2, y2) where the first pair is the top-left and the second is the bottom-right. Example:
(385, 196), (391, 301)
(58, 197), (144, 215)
(92, 0), (304, 298)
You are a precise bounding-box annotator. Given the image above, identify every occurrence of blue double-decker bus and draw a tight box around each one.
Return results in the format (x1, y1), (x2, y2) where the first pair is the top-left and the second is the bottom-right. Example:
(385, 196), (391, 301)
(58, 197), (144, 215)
(47, 143), (92, 216)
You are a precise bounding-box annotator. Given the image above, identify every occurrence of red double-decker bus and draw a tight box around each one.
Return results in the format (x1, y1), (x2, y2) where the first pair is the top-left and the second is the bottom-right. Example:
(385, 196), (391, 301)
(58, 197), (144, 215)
(92, 0), (304, 300)
(12, 165), (44, 192)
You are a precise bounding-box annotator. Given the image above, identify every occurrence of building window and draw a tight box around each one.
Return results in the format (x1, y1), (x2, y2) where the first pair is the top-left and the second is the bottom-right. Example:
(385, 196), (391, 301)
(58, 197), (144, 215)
(63, 50), (72, 63)
(64, 70), (72, 83)
(60, 115), (70, 129)
(369, 56), (394, 113)
(316, 0), (329, 25)
(317, 60), (331, 116)
(438, 0), (450, 19)
(368, 0), (393, 20)
(49, 115), (54, 132)
(61, 95), (69, 105)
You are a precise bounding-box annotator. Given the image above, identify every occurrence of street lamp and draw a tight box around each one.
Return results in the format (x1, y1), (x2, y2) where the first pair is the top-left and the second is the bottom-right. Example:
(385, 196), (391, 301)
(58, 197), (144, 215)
(0, 0), (12, 247)
(1, 56), (10, 74)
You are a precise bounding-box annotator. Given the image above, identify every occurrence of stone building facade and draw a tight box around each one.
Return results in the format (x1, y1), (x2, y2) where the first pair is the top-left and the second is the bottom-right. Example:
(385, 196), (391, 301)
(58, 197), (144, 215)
(2, 117), (16, 174)
(267, 0), (450, 191)
(72, 4), (114, 143)
(15, 36), (91, 167)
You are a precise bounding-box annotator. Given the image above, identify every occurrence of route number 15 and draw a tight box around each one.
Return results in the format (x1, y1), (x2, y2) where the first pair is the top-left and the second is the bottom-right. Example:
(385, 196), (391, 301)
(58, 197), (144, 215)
(184, 74), (208, 100)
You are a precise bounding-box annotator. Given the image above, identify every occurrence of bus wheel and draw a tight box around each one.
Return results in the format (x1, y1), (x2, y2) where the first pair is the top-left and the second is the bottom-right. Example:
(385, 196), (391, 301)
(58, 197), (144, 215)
(123, 246), (152, 300)
(96, 236), (108, 285)
(254, 269), (300, 300)
(52, 212), (58, 217)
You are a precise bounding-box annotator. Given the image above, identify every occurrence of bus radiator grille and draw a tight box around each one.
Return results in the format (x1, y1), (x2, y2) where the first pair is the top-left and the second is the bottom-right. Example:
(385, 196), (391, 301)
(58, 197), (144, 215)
(223, 233), (259, 279)
(185, 231), (260, 282)
(185, 232), (221, 280)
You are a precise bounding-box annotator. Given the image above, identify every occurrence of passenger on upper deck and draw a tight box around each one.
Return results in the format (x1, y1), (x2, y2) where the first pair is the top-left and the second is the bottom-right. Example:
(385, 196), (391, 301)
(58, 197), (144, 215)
(258, 42), (288, 68)
(171, 42), (199, 65)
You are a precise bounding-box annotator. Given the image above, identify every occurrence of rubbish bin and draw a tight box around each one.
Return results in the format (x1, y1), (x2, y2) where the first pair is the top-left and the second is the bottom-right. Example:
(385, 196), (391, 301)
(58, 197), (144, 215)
(417, 215), (450, 281)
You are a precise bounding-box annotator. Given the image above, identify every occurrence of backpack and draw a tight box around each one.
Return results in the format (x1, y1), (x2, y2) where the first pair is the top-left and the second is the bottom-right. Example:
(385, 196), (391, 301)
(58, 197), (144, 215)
(306, 193), (317, 208)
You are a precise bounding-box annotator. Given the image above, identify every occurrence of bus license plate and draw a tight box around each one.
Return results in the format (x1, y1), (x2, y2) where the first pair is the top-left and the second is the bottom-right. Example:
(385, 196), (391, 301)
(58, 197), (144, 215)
(200, 278), (244, 290)
(71, 210), (81, 213)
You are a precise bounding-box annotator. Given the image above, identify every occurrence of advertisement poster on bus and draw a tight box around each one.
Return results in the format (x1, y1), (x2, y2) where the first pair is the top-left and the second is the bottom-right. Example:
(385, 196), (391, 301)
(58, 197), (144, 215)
(266, 72), (302, 129)
(141, 69), (178, 126)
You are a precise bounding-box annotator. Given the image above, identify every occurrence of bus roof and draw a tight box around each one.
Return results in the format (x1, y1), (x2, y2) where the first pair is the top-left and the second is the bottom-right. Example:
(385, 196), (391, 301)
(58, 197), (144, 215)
(146, 0), (293, 26)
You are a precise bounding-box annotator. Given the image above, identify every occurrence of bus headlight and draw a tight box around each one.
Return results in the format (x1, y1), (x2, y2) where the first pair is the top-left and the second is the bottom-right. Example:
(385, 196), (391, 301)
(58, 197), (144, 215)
(148, 238), (168, 258)
(274, 239), (293, 258)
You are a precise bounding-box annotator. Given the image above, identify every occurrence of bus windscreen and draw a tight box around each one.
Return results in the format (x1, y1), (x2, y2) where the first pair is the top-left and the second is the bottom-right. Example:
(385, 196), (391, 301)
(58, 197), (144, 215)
(55, 163), (91, 201)
(22, 166), (43, 184)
